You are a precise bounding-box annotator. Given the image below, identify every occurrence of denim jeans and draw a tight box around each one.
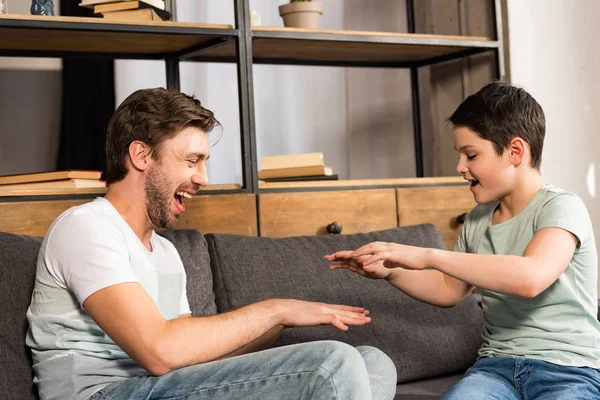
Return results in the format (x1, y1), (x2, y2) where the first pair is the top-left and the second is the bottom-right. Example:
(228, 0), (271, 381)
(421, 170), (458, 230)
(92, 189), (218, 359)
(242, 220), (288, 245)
(88, 340), (397, 400)
(442, 356), (600, 400)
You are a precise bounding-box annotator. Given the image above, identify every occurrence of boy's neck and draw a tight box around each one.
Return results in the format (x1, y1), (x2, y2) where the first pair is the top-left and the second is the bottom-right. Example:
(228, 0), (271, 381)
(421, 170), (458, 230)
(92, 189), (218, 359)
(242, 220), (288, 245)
(494, 170), (544, 223)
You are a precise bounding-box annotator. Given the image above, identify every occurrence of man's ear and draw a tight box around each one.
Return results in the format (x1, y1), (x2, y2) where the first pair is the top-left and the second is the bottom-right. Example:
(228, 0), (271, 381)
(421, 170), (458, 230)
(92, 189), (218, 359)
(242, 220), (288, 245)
(508, 137), (526, 166)
(128, 141), (151, 171)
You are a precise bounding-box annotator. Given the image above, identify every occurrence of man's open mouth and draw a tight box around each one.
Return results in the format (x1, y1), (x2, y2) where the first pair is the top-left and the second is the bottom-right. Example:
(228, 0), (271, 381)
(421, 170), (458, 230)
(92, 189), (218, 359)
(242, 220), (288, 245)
(174, 191), (192, 211)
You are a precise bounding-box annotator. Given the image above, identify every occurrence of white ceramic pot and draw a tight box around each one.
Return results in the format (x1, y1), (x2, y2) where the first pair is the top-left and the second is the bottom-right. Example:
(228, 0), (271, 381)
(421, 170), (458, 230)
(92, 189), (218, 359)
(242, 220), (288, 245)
(279, 2), (323, 29)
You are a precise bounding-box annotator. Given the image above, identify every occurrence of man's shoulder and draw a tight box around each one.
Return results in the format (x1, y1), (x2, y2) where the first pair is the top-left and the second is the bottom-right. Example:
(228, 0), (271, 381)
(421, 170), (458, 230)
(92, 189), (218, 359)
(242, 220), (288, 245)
(45, 198), (124, 248)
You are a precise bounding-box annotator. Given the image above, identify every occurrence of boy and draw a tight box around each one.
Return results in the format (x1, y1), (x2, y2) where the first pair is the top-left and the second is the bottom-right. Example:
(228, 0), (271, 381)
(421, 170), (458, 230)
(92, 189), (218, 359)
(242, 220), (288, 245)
(326, 81), (600, 399)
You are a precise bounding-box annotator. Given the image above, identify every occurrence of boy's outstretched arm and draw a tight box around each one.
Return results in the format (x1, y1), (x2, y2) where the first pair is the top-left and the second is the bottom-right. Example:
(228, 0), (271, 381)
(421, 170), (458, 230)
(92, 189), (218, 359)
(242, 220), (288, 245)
(345, 226), (577, 301)
(326, 251), (474, 307)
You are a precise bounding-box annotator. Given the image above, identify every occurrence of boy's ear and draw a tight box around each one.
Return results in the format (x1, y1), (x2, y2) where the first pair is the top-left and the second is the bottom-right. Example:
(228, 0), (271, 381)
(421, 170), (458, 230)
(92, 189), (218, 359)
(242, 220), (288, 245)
(128, 141), (152, 171)
(508, 137), (526, 166)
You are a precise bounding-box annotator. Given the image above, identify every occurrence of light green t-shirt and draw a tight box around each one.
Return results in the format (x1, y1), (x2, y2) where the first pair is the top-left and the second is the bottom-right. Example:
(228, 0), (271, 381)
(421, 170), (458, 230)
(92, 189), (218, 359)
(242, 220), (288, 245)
(456, 184), (600, 368)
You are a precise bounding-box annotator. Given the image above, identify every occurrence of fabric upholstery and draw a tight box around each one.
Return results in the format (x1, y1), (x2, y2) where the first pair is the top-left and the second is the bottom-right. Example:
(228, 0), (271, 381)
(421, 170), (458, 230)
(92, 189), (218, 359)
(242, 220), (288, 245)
(206, 224), (484, 383)
(394, 374), (462, 399)
(0, 232), (42, 400)
(158, 229), (217, 317)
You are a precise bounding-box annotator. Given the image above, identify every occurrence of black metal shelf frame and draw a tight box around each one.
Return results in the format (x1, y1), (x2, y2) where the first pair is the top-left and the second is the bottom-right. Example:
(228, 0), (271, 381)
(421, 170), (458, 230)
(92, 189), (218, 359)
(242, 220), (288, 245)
(0, 0), (504, 196)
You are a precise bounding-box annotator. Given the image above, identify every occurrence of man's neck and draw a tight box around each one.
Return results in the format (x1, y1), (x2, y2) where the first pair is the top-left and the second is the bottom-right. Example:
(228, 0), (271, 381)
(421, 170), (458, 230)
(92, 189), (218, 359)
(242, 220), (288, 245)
(105, 182), (154, 251)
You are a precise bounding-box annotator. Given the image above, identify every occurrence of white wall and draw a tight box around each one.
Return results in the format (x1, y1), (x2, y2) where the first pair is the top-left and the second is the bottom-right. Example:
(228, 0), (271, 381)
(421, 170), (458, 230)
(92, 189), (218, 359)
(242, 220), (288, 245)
(507, 0), (600, 288)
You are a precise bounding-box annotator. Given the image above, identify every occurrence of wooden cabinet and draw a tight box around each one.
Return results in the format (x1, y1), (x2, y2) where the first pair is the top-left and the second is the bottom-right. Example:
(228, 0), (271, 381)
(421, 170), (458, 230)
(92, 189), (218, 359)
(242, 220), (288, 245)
(0, 194), (257, 237)
(258, 189), (397, 237)
(396, 185), (476, 249)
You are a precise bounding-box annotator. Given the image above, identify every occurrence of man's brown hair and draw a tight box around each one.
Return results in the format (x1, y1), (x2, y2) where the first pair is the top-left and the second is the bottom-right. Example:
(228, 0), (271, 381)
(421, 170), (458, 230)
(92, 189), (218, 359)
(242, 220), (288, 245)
(106, 88), (219, 184)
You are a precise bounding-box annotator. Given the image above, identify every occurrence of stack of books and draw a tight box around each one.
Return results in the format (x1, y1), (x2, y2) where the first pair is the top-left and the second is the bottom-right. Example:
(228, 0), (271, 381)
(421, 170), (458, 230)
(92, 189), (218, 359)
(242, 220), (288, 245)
(0, 170), (106, 192)
(258, 152), (337, 182)
(79, 0), (170, 22)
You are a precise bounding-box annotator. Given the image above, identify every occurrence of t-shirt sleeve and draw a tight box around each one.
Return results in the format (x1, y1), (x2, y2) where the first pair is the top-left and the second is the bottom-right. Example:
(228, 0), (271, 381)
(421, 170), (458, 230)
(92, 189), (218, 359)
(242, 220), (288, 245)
(180, 273), (191, 316)
(536, 192), (592, 247)
(454, 220), (468, 253)
(45, 211), (138, 306)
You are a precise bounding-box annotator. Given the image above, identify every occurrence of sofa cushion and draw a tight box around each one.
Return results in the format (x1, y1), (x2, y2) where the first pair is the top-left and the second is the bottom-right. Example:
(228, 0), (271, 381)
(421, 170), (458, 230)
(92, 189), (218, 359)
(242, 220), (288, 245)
(206, 224), (484, 384)
(0, 232), (42, 400)
(159, 229), (217, 317)
(394, 373), (462, 399)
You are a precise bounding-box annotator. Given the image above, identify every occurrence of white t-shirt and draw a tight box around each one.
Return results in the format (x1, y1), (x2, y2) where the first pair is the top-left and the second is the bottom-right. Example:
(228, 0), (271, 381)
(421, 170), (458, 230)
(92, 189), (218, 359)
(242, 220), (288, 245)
(26, 197), (191, 400)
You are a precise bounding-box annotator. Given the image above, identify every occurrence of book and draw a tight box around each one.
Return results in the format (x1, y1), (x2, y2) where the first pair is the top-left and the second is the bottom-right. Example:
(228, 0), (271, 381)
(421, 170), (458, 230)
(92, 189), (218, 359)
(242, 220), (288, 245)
(80, 0), (165, 11)
(257, 165), (333, 180)
(0, 170), (103, 185)
(0, 179), (107, 191)
(102, 7), (166, 21)
(94, 0), (140, 13)
(261, 152), (324, 171)
(261, 174), (339, 182)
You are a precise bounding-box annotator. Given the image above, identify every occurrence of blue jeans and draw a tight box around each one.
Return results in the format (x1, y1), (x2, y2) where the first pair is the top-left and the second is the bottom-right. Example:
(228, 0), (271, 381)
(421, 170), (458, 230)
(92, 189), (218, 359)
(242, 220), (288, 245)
(442, 356), (600, 400)
(88, 340), (397, 400)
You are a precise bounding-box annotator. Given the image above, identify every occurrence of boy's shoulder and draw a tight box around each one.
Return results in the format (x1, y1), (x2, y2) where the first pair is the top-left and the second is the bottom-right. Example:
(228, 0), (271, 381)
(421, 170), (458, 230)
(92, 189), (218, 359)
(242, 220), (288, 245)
(538, 184), (587, 210)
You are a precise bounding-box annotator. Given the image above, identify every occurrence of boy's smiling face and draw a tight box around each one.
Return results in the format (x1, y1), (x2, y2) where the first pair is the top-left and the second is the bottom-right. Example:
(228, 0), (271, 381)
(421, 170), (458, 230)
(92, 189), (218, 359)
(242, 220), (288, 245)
(453, 126), (513, 204)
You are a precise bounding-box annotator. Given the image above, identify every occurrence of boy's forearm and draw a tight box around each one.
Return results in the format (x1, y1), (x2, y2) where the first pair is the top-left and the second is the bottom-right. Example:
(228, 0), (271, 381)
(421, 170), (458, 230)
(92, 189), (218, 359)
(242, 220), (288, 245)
(386, 268), (473, 307)
(429, 249), (541, 298)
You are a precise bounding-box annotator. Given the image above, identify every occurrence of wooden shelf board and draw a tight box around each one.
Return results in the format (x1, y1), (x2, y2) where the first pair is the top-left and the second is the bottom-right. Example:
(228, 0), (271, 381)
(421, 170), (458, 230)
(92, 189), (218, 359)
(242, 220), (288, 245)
(201, 27), (496, 65)
(0, 184), (241, 197)
(0, 14), (234, 55)
(253, 26), (491, 42)
(259, 176), (468, 190)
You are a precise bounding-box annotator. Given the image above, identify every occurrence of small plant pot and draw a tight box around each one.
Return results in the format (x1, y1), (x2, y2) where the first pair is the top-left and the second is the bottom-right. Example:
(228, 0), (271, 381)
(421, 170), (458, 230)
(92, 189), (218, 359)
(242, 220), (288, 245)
(279, 2), (323, 29)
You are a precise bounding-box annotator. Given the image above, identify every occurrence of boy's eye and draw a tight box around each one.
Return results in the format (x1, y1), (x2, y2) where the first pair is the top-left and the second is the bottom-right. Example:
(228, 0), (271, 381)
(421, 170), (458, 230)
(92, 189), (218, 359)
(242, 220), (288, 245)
(467, 155), (477, 161)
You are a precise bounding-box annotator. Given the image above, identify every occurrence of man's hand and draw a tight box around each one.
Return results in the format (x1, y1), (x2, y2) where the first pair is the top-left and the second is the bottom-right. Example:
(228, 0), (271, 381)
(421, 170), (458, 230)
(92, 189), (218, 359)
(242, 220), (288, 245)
(276, 299), (371, 331)
(325, 250), (392, 280)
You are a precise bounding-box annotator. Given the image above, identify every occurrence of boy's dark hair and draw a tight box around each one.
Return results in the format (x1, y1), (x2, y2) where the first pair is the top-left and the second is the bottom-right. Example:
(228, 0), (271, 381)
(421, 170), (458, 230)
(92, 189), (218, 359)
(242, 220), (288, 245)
(449, 81), (545, 169)
(106, 88), (219, 184)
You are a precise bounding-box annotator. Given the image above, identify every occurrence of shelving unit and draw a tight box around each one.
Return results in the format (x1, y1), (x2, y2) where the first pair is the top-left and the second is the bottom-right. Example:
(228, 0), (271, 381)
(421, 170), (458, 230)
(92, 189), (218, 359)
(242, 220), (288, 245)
(0, 0), (505, 199)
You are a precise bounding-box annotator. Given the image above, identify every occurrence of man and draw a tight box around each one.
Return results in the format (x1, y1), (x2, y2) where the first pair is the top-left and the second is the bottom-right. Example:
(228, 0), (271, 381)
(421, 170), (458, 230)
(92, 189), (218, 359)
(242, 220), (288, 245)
(27, 88), (397, 400)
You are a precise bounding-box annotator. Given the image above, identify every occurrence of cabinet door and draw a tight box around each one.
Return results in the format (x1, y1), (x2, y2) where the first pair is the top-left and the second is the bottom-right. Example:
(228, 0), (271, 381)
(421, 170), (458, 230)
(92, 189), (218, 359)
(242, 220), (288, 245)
(259, 189), (397, 237)
(176, 194), (257, 236)
(396, 185), (476, 250)
(0, 194), (257, 237)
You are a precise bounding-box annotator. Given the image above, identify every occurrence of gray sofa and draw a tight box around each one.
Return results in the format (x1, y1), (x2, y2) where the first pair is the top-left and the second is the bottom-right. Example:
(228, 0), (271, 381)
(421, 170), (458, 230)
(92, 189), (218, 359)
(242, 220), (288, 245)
(1, 224), (485, 400)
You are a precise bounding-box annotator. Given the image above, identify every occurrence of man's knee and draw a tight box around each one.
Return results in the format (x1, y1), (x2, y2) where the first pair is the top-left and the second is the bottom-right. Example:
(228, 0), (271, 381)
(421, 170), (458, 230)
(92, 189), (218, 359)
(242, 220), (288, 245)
(356, 346), (397, 400)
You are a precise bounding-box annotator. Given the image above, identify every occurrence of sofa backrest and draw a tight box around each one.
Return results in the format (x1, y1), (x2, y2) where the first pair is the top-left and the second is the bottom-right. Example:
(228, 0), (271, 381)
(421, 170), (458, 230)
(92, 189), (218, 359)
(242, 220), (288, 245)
(0, 232), (42, 400)
(206, 224), (484, 384)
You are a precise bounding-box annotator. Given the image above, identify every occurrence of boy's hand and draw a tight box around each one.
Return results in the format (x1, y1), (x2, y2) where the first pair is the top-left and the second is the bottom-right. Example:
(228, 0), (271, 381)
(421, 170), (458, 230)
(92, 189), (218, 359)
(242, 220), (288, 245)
(276, 299), (371, 331)
(325, 250), (393, 280)
(352, 242), (431, 271)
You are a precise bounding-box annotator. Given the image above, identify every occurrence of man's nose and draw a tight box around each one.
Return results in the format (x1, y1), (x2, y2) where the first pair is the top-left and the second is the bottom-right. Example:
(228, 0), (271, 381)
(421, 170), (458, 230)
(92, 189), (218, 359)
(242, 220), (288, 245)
(191, 170), (208, 189)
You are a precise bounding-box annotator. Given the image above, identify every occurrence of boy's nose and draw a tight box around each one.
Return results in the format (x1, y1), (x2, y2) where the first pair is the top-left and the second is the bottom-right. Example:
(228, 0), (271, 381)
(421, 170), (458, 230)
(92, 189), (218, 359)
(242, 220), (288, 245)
(456, 160), (468, 174)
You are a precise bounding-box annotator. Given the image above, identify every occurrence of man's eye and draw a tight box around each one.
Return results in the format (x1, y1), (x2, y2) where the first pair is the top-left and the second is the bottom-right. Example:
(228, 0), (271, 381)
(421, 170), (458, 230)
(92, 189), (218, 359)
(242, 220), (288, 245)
(187, 159), (199, 165)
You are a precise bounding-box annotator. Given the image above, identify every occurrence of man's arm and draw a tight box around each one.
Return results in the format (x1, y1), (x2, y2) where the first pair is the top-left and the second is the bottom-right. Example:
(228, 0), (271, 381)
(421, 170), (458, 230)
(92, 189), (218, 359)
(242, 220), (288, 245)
(83, 284), (370, 376)
(178, 312), (284, 358)
(351, 226), (577, 301)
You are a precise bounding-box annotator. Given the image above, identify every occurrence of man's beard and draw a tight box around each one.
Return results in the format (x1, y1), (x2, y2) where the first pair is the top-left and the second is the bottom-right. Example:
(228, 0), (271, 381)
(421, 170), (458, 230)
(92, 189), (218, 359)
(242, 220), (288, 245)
(145, 163), (180, 230)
